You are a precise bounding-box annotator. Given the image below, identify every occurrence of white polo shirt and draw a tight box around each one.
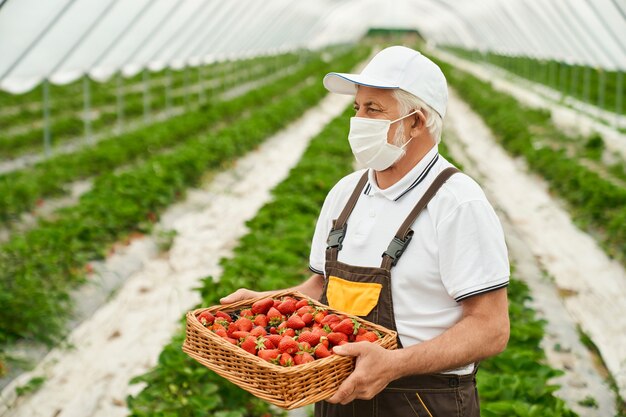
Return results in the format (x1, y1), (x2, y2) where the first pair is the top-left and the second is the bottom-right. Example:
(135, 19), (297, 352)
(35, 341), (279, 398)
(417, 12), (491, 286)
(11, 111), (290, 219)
(309, 145), (509, 374)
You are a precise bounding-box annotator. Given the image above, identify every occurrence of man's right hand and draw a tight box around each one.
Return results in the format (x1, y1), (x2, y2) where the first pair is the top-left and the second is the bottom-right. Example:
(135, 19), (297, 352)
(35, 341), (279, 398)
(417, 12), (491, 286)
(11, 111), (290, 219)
(219, 288), (272, 305)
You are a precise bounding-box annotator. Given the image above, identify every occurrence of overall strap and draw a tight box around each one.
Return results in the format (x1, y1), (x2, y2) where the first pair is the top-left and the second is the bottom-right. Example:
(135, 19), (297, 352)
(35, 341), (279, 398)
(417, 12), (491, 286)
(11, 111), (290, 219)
(326, 171), (369, 262)
(381, 167), (460, 270)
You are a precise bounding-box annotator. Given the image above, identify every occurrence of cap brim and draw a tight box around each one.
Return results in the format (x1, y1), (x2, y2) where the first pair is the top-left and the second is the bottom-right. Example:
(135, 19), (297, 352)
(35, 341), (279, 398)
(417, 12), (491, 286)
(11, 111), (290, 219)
(323, 72), (399, 95)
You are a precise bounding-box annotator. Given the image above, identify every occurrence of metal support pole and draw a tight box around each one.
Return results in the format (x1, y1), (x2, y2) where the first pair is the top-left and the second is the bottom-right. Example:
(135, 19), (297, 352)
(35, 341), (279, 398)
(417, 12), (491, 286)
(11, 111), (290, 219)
(570, 65), (578, 100)
(116, 72), (124, 134)
(184, 66), (190, 108)
(583, 66), (591, 104)
(549, 61), (557, 89)
(198, 65), (204, 105)
(83, 75), (92, 143)
(143, 69), (150, 123)
(598, 69), (605, 110)
(166, 68), (172, 115)
(617, 71), (623, 120)
(43, 79), (51, 157)
(560, 62), (567, 96)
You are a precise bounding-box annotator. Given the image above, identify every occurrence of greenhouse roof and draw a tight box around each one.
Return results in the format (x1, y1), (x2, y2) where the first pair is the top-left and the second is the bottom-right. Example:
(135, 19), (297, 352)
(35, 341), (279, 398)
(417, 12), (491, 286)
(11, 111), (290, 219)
(0, 0), (624, 94)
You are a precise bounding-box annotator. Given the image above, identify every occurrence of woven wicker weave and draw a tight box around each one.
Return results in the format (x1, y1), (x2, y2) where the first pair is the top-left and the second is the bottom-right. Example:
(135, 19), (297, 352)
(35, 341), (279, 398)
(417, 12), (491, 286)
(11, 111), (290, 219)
(182, 289), (397, 410)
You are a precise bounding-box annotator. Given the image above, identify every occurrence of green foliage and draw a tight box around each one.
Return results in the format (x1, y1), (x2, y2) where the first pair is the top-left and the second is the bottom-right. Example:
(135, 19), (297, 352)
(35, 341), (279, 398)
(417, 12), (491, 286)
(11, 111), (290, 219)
(0, 53), (304, 158)
(15, 376), (46, 396)
(443, 46), (625, 115)
(0, 52), (314, 226)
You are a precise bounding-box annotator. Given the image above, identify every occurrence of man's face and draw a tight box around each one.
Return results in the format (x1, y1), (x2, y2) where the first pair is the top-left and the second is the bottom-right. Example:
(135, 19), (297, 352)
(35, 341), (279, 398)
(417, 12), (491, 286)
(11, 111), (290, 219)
(353, 86), (403, 145)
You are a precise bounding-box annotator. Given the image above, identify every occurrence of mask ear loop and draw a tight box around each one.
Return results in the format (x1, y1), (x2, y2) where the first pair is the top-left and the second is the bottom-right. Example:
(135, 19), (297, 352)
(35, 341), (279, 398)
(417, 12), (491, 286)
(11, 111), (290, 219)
(390, 109), (420, 124)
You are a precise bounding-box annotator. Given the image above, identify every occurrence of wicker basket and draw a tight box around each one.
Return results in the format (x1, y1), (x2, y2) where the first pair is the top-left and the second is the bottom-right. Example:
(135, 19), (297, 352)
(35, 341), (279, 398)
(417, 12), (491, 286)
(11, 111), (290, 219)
(182, 289), (397, 410)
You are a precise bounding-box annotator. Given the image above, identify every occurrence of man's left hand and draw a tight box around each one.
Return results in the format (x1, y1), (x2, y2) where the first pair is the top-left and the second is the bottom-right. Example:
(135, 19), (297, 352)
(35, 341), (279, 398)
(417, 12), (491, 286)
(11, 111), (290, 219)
(326, 341), (397, 404)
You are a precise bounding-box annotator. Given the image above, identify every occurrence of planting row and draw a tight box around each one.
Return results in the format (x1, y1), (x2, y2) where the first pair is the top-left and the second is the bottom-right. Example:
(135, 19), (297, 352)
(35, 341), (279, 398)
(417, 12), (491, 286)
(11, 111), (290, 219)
(0, 48), (344, 229)
(0, 52), (298, 117)
(444, 46), (624, 117)
(0, 45), (369, 349)
(126, 106), (576, 416)
(0, 52), (305, 160)
(434, 56), (626, 265)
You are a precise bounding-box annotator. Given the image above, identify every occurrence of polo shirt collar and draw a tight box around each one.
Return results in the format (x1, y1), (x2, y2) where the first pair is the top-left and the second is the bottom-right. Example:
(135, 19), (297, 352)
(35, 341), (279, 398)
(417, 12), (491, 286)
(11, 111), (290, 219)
(364, 145), (440, 201)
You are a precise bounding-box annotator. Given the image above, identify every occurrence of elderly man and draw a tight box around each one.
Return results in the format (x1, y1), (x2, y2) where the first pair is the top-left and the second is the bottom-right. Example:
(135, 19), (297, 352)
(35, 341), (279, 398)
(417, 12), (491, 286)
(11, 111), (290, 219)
(221, 46), (510, 417)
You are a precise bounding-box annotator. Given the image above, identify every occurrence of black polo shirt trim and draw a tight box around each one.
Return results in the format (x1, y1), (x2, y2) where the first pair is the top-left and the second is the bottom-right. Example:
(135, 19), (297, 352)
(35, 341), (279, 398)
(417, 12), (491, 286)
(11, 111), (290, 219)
(309, 265), (324, 275)
(455, 281), (509, 302)
(362, 153), (440, 200)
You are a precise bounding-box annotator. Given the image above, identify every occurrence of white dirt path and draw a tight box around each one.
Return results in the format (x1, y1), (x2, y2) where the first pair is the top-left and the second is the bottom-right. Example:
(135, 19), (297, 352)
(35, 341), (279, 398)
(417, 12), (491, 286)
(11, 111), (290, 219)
(0, 92), (352, 417)
(445, 87), (625, 411)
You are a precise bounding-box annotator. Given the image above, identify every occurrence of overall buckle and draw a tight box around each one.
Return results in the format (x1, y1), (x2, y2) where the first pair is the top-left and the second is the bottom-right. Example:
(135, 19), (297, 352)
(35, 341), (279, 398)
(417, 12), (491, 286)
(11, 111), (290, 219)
(326, 224), (347, 250)
(383, 230), (414, 266)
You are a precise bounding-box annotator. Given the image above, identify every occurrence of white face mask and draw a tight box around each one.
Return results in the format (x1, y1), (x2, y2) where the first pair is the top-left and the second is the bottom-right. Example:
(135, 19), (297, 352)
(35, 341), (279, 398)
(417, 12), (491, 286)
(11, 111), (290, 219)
(348, 110), (418, 171)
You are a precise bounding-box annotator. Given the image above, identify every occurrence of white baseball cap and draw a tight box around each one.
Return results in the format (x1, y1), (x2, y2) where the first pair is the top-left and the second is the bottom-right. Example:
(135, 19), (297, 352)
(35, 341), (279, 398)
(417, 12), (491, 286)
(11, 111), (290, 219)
(323, 46), (448, 118)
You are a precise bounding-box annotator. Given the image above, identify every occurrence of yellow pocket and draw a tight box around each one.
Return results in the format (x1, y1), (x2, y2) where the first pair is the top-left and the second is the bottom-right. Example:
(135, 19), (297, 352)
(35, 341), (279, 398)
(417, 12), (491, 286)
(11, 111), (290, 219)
(326, 276), (382, 316)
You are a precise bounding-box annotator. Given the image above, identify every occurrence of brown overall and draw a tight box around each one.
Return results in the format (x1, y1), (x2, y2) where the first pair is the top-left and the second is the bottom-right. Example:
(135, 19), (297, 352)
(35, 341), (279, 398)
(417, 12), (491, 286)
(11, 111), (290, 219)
(315, 167), (481, 417)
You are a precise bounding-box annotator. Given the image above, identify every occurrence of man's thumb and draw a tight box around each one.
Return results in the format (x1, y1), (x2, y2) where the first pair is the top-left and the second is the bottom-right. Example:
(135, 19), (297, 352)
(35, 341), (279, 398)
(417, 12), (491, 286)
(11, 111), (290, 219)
(333, 343), (356, 356)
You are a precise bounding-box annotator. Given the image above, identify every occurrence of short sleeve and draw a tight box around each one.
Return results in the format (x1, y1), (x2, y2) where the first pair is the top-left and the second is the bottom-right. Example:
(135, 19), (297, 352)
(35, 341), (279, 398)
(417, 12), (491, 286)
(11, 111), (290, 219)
(437, 199), (510, 302)
(308, 188), (337, 276)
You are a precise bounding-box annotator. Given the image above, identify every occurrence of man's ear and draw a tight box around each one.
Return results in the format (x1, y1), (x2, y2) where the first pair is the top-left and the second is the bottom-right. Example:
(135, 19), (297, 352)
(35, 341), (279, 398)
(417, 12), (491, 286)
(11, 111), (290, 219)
(411, 109), (426, 130)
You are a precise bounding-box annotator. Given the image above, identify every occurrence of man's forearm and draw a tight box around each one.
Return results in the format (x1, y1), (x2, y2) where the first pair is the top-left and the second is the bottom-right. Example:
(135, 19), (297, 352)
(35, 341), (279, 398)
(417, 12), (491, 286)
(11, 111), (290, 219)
(387, 289), (510, 379)
(291, 273), (324, 300)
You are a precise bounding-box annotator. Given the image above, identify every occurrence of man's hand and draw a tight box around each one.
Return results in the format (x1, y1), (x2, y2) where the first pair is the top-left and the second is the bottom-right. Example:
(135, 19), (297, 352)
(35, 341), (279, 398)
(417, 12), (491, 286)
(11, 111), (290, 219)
(326, 342), (397, 404)
(219, 288), (268, 305)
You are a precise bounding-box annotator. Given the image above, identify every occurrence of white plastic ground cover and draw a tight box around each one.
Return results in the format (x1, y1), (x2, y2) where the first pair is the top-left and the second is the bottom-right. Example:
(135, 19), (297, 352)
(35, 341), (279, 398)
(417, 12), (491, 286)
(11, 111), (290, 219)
(445, 87), (626, 402)
(0, 91), (353, 417)
(443, 112), (616, 417)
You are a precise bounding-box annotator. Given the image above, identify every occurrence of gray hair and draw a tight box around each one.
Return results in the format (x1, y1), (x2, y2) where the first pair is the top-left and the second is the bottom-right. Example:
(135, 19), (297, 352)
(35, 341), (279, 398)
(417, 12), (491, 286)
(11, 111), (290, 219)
(393, 89), (443, 144)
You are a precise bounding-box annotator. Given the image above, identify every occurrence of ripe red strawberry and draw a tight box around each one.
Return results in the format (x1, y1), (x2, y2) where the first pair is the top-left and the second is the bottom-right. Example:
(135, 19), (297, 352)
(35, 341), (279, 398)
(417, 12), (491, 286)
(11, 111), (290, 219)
(327, 332), (349, 345)
(250, 326), (267, 337)
(301, 312), (314, 325)
(286, 315), (305, 330)
(240, 335), (258, 355)
(227, 322), (238, 337)
(297, 331), (320, 346)
(279, 352), (294, 367)
(278, 336), (299, 354)
(231, 330), (250, 339)
(267, 334), (283, 348)
(254, 314), (268, 327)
(314, 343), (332, 359)
(297, 305), (315, 316)
(314, 310), (328, 324)
(267, 307), (285, 326)
(280, 328), (296, 338)
(235, 317), (253, 332)
(258, 349), (280, 363)
(239, 309), (254, 318)
(215, 311), (232, 322)
(256, 336), (273, 350)
(294, 351), (315, 365)
(251, 298), (275, 315)
(321, 314), (341, 326)
(333, 318), (360, 336)
(298, 341), (312, 352)
(295, 299), (310, 309)
(197, 311), (214, 326)
(214, 328), (228, 338)
(356, 331), (379, 342)
(277, 298), (297, 315)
